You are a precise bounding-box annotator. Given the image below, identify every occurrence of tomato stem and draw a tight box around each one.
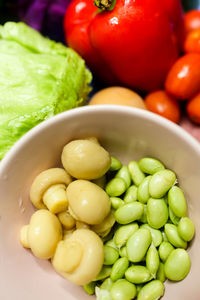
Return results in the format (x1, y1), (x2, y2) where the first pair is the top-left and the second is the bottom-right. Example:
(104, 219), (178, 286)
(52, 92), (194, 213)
(94, 0), (116, 11)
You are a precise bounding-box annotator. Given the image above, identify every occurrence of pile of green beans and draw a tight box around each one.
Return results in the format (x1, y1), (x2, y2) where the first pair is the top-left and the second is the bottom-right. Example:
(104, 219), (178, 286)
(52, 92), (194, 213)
(83, 156), (195, 300)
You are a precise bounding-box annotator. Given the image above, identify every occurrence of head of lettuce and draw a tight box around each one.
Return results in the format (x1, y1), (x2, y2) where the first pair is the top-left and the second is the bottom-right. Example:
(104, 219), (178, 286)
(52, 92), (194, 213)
(0, 22), (92, 160)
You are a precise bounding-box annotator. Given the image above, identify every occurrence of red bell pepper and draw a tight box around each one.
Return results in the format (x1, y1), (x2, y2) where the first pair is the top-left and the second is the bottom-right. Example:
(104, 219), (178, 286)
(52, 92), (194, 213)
(64, 0), (184, 92)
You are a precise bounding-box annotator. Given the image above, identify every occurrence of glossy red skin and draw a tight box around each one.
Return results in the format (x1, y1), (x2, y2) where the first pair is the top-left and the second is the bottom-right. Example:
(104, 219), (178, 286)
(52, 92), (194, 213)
(162, 0), (185, 49)
(165, 53), (200, 100)
(145, 90), (180, 124)
(64, 0), (183, 92)
(184, 29), (200, 54)
(186, 94), (200, 124)
(184, 10), (200, 34)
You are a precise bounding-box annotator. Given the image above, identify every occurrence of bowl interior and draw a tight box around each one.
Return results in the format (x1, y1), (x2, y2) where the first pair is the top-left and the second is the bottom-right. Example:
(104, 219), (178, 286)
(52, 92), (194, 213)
(0, 106), (200, 300)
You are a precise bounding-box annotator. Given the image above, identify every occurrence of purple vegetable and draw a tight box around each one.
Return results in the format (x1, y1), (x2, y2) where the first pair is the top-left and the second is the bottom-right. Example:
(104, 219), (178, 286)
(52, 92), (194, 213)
(17, 0), (72, 41)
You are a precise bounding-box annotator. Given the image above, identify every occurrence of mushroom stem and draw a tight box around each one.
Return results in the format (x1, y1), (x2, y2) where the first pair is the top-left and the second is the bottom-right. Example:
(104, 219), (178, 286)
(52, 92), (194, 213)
(43, 184), (68, 214)
(53, 240), (83, 273)
(20, 225), (30, 248)
(30, 168), (72, 209)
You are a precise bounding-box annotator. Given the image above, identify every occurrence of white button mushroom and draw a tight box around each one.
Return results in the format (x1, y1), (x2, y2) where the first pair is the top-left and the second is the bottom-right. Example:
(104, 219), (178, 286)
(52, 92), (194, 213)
(84, 136), (99, 144)
(67, 180), (111, 225)
(20, 209), (62, 259)
(91, 211), (115, 237)
(30, 168), (72, 212)
(57, 210), (76, 230)
(20, 225), (30, 248)
(63, 229), (75, 241)
(76, 221), (90, 229)
(61, 139), (111, 180)
(52, 229), (104, 285)
(43, 184), (68, 214)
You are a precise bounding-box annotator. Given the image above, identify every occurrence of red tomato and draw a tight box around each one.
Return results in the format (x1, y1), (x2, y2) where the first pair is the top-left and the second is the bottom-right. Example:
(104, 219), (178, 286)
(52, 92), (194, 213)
(186, 94), (200, 124)
(64, 0), (181, 92)
(144, 90), (180, 123)
(184, 9), (200, 34)
(184, 29), (200, 53)
(165, 53), (200, 100)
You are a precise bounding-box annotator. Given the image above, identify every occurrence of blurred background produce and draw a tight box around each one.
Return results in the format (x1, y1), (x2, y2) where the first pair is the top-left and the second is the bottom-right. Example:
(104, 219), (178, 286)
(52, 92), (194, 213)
(89, 87), (147, 110)
(0, 0), (200, 151)
(0, 0), (70, 42)
(182, 0), (200, 11)
(18, 0), (71, 42)
(64, 0), (183, 93)
(0, 21), (91, 159)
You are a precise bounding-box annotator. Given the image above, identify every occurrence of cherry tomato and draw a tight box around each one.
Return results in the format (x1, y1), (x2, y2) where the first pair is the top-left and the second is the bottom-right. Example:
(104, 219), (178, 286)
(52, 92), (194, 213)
(144, 90), (180, 123)
(165, 53), (200, 100)
(184, 9), (200, 34)
(184, 29), (200, 53)
(186, 94), (200, 124)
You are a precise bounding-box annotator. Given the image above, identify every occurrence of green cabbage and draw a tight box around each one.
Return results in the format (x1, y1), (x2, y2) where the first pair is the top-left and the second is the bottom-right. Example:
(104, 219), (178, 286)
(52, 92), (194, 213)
(0, 22), (92, 159)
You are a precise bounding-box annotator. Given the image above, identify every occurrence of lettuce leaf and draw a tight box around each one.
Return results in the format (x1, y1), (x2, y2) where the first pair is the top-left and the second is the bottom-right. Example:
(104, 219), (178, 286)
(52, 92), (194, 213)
(0, 22), (92, 159)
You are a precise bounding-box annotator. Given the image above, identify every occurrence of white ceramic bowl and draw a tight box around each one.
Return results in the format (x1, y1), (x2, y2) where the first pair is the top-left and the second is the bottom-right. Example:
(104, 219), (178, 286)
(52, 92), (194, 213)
(0, 105), (200, 300)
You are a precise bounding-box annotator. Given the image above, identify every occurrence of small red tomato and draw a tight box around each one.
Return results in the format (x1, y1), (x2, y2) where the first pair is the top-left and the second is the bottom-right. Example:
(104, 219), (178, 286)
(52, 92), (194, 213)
(184, 29), (200, 53)
(165, 53), (200, 100)
(144, 90), (180, 123)
(184, 9), (200, 34)
(186, 94), (200, 124)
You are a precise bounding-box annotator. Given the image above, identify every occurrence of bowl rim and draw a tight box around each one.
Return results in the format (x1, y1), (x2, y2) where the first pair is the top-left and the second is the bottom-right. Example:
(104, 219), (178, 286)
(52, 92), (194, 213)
(1, 105), (200, 172)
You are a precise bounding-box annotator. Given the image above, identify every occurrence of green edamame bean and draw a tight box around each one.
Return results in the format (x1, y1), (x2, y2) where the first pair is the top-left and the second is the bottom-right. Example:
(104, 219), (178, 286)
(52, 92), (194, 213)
(137, 176), (152, 204)
(161, 231), (168, 242)
(94, 265), (112, 281)
(124, 185), (138, 203)
(164, 224), (187, 249)
(102, 229), (115, 243)
(114, 223), (139, 246)
(149, 170), (176, 198)
(100, 228), (113, 239)
(101, 277), (113, 291)
(104, 245), (119, 265)
(114, 202), (143, 224)
(141, 224), (163, 247)
(139, 204), (147, 223)
(136, 284), (144, 295)
(110, 257), (129, 281)
(126, 228), (152, 262)
(146, 244), (160, 277)
(110, 156), (122, 171)
(163, 195), (168, 205)
(158, 241), (174, 262)
(128, 161), (145, 186)
(138, 158), (165, 175)
(178, 217), (195, 241)
(156, 263), (166, 283)
(116, 166), (131, 189)
(106, 178), (126, 197)
(83, 282), (96, 295)
(164, 249), (191, 281)
(125, 265), (152, 284)
(147, 198), (168, 229)
(110, 197), (124, 210)
(95, 287), (110, 299)
(105, 239), (118, 250)
(119, 246), (128, 258)
(110, 279), (136, 300)
(168, 186), (187, 217)
(137, 280), (165, 300)
(169, 207), (180, 225)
